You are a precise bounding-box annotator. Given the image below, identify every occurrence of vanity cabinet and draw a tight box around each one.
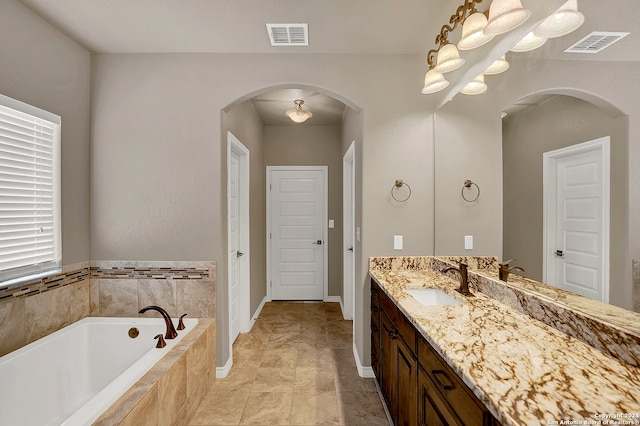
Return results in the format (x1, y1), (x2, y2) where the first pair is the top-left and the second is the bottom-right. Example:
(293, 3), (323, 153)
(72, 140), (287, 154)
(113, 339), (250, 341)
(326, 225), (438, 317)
(371, 279), (499, 426)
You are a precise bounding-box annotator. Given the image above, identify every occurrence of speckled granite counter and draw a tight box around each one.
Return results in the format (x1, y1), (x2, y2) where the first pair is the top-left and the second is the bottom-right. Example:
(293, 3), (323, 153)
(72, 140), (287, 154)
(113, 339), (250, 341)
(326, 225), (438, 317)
(369, 256), (640, 426)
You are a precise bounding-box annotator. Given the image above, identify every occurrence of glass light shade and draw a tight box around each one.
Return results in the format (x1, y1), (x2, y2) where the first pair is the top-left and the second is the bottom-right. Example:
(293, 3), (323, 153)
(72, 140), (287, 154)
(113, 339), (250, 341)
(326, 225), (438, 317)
(458, 12), (494, 50)
(434, 44), (465, 73)
(421, 69), (450, 94)
(461, 74), (487, 95)
(285, 100), (313, 123)
(510, 31), (547, 52)
(484, 0), (531, 36)
(534, 0), (584, 38)
(484, 54), (510, 75)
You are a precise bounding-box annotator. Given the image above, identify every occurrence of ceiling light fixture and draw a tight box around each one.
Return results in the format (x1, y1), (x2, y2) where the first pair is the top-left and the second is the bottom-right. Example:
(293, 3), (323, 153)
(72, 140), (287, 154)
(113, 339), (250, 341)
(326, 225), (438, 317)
(421, 0), (585, 97)
(285, 99), (313, 123)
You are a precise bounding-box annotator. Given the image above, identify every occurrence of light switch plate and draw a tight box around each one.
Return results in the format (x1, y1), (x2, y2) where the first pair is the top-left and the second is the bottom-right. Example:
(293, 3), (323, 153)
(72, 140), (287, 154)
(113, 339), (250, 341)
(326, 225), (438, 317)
(464, 235), (473, 250)
(356, 227), (361, 242)
(329, 219), (334, 228)
(394, 235), (403, 250)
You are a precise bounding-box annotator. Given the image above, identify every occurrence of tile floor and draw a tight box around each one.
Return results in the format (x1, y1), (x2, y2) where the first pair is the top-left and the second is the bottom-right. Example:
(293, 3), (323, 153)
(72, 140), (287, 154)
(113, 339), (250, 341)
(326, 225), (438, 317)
(189, 301), (389, 425)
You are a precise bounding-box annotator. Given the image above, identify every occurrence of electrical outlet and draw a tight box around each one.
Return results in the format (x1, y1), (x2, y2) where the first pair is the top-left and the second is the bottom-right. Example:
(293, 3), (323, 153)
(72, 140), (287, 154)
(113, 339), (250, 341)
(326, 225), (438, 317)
(394, 235), (403, 250)
(464, 235), (473, 250)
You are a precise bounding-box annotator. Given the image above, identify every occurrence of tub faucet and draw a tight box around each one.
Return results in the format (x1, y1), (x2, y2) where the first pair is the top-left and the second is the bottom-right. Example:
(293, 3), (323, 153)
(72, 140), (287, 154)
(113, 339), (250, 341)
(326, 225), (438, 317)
(498, 259), (525, 282)
(442, 262), (473, 296)
(139, 305), (178, 339)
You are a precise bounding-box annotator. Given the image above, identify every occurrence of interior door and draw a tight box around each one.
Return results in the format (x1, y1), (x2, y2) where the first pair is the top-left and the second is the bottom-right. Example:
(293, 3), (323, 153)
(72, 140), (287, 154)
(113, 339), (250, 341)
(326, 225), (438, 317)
(544, 138), (610, 302)
(229, 149), (241, 342)
(269, 167), (325, 300)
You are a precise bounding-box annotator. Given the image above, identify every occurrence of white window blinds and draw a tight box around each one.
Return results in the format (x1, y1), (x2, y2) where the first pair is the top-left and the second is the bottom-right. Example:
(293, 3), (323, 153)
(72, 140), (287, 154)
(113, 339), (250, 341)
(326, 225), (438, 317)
(0, 95), (61, 285)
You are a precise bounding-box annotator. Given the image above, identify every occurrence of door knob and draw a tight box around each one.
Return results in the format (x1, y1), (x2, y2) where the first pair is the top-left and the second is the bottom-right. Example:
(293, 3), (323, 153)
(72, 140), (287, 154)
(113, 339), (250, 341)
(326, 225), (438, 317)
(312, 240), (323, 245)
(347, 246), (354, 252)
(554, 250), (564, 257)
(237, 251), (245, 258)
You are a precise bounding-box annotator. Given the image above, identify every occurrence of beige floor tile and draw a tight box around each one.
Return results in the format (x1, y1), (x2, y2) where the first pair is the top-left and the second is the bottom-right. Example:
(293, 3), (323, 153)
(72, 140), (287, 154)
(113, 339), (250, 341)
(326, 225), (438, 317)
(208, 368), (258, 392)
(336, 391), (389, 425)
(326, 320), (353, 335)
(232, 347), (263, 368)
(267, 333), (300, 348)
(294, 366), (336, 392)
(239, 392), (293, 425)
(260, 347), (298, 368)
(333, 364), (376, 392)
(290, 391), (340, 425)
(298, 333), (329, 350)
(297, 347), (335, 367)
(252, 368), (296, 392)
(189, 390), (250, 425)
(271, 323), (300, 333)
(299, 323), (326, 335)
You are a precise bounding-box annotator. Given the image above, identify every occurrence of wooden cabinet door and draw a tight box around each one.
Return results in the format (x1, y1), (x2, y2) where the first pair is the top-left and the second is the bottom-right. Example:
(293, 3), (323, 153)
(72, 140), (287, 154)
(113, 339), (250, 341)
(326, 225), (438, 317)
(380, 311), (397, 414)
(396, 335), (418, 426)
(418, 366), (463, 426)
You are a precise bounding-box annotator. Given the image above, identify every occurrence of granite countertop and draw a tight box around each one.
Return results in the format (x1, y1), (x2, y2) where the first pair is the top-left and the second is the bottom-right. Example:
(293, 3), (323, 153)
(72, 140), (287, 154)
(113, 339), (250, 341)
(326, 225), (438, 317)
(369, 257), (640, 426)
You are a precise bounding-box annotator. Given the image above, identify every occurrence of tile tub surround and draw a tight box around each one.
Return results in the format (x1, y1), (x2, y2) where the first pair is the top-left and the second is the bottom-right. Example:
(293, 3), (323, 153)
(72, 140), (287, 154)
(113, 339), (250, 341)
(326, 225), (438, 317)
(0, 261), (216, 357)
(369, 257), (640, 426)
(94, 318), (216, 426)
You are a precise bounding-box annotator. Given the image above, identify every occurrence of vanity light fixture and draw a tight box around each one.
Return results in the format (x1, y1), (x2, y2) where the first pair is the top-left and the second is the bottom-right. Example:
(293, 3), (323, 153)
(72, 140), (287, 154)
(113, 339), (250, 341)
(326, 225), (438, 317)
(483, 0), (531, 36)
(458, 10), (494, 50)
(510, 31), (547, 52)
(422, 68), (450, 94)
(461, 74), (487, 95)
(285, 99), (313, 123)
(434, 43), (466, 73)
(534, 0), (584, 39)
(483, 54), (509, 75)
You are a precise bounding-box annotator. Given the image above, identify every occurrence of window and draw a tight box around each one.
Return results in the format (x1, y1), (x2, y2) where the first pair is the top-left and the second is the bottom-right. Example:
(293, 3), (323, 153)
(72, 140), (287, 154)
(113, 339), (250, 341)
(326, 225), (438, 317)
(0, 94), (61, 287)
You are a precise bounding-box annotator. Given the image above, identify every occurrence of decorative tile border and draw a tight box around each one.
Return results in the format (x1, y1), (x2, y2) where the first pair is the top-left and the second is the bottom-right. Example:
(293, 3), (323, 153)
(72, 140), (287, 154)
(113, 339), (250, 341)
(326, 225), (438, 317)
(0, 261), (214, 305)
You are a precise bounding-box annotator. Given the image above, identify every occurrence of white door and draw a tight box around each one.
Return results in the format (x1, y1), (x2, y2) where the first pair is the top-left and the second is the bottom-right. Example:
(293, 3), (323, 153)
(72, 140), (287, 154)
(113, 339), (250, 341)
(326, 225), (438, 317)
(268, 167), (326, 300)
(543, 137), (610, 302)
(229, 150), (241, 342)
(342, 142), (355, 320)
(227, 131), (250, 349)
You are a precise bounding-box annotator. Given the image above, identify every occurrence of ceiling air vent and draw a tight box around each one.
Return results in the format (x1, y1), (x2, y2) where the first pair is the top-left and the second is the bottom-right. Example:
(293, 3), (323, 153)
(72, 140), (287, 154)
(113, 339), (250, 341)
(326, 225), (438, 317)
(266, 23), (309, 46)
(564, 31), (630, 54)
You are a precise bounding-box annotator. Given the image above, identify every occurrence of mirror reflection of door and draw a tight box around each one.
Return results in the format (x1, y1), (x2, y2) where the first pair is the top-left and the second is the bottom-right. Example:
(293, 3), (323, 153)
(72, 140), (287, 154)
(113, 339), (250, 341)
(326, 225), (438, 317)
(268, 166), (326, 300)
(543, 137), (610, 303)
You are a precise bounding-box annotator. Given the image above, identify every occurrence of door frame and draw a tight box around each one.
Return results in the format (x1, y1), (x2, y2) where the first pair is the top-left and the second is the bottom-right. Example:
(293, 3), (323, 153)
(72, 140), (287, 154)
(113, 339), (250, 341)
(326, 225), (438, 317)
(266, 165), (328, 301)
(542, 136), (610, 302)
(342, 141), (355, 320)
(227, 131), (251, 351)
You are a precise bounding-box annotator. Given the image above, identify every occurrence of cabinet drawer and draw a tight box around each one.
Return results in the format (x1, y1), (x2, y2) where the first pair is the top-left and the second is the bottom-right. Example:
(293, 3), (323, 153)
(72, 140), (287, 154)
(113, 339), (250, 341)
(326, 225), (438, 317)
(418, 338), (488, 426)
(379, 289), (416, 354)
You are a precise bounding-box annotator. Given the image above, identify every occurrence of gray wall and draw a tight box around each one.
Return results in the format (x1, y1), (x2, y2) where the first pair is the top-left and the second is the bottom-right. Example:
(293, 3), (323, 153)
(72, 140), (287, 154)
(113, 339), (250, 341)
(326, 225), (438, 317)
(264, 125), (343, 299)
(90, 53), (436, 368)
(0, 0), (91, 265)
(503, 95), (628, 308)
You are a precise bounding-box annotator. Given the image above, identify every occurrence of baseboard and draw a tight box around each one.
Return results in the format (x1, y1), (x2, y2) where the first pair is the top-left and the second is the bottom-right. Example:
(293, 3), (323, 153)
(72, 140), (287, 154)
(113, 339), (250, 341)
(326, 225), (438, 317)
(248, 296), (268, 329)
(324, 295), (342, 304)
(216, 355), (233, 378)
(353, 341), (375, 378)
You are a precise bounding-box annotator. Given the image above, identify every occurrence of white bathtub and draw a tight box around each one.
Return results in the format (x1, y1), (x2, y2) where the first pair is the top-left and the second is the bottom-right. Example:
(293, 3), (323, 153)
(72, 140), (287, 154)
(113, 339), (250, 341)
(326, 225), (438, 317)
(0, 316), (198, 426)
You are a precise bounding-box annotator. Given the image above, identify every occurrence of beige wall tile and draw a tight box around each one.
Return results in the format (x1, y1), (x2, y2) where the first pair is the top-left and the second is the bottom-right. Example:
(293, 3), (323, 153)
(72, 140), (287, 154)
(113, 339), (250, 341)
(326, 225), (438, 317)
(119, 387), (159, 426)
(98, 279), (138, 317)
(0, 298), (26, 356)
(186, 331), (208, 396)
(158, 355), (187, 426)
(25, 284), (85, 343)
(89, 279), (100, 316)
(176, 279), (215, 318)
(138, 279), (177, 317)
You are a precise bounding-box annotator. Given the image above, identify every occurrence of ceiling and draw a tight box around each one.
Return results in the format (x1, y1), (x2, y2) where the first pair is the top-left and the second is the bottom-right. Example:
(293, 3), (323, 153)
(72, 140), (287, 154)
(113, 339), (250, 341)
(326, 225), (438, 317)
(17, 0), (639, 124)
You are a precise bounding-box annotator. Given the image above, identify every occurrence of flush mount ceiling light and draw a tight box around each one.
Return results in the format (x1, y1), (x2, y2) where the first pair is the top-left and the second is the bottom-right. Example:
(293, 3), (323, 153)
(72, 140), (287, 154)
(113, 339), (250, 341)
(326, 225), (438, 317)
(483, 0), (531, 36)
(285, 99), (313, 123)
(534, 0), (584, 39)
(510, 31), (547, 52)
(483, 54), (509, 74)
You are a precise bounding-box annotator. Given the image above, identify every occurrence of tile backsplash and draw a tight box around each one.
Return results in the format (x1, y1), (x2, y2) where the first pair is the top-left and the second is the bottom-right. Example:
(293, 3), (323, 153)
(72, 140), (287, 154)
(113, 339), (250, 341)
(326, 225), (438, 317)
(0, 260), (216, 357)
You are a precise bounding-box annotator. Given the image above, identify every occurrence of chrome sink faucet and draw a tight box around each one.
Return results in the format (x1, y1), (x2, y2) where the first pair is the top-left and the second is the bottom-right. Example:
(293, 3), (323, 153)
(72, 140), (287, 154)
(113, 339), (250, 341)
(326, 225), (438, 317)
(442, 262), (473, 296)
(139, 305), (178, 339)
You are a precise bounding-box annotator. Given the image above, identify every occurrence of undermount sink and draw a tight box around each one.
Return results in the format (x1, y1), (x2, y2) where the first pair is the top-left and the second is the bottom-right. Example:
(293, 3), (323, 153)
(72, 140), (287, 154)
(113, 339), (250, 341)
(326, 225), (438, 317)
(405, 288), (462, 306)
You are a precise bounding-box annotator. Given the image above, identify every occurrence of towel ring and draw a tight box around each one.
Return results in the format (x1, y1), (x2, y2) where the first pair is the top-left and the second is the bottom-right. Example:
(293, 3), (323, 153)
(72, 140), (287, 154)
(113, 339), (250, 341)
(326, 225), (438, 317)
(461, 180), (480, 202)
(391, 180), (411, 202)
